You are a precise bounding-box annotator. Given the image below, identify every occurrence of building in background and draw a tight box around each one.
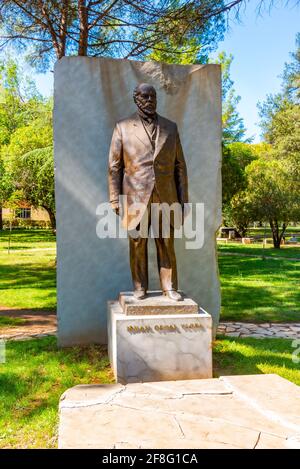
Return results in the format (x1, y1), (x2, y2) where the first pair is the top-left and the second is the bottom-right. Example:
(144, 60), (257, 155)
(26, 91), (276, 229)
(2, 201), (50, 227)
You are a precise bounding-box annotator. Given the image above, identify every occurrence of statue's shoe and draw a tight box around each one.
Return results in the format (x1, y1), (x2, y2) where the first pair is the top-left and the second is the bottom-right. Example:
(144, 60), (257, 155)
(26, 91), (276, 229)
(133, 289), (147, 300)
(163, 290), (183, 301)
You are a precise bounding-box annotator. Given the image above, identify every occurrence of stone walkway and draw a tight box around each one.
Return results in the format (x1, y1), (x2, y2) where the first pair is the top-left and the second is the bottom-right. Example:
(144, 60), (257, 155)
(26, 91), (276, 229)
(59, 374), (300, 449)
(0, 309), (57, 341)
(0, 306), (300, 340)
(0, 308), (299, 341)
(218, 322), (300, 339)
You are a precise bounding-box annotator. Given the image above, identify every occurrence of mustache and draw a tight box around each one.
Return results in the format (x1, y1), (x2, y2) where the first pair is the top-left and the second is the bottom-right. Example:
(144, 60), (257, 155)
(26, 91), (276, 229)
(141, 102), (156, 108)
(138, 98), (156, 105)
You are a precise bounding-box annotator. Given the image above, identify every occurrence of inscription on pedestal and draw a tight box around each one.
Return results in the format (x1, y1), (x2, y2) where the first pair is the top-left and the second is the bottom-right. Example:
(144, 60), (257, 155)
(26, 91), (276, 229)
(108, 297), (213, 384)
(127, 322), (204, 334)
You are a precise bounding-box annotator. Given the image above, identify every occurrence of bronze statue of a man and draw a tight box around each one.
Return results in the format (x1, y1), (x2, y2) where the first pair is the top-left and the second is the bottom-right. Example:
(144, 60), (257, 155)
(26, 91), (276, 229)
(108, 83), (188, 301)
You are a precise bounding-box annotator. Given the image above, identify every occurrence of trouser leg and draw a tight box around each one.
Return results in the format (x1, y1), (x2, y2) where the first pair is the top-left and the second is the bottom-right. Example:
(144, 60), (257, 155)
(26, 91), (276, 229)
(128, 190), (152, 292)
(155, 226), (178, 292)
(151, 186), (178, 291)
(128, 186), (178, 293)
(129, 235), (148, 291)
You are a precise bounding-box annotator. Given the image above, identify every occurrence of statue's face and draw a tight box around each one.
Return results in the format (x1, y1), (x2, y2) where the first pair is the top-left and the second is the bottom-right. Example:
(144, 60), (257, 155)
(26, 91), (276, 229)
(134, 84), (157, 115)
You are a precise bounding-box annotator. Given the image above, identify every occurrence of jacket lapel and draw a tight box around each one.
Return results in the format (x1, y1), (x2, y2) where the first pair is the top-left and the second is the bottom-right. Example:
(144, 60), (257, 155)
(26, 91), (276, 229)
(153, 114), (168, 160)
(131, 112), (151, 148)
(131, 112), (169, 157)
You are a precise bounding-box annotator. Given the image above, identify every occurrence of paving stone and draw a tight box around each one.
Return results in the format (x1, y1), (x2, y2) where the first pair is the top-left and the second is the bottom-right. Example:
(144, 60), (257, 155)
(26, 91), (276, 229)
(230, 322), (248, 326)
(255, 433), (292, 449)
(254, 329), (274, 336)
(289, 326), (300, 332)
(175, 414), (260, 449)
(219, 322), (300, 340)
(244, 333), (265, 339)
(273, 332), (293, 338)
(59, 374), (300, 449)
(221, 374), (300, 433)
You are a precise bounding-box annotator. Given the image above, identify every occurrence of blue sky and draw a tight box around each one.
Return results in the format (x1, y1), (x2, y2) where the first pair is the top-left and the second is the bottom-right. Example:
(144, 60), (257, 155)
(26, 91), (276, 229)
(213, 2), (299, 141)
(33, 2), (299, 143)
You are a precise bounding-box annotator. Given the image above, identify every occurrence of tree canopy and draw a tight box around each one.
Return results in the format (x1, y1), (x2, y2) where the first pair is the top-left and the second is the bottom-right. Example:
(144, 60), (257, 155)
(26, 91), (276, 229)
(282, 32), (300, 103)
(216, 52), (251, 144)
(0, 1), (299, 71)
(244, 156), (299, 247)
(0, 58), (53, 229)
(9, 146), (55, 228)
(226, 33), (300, 247)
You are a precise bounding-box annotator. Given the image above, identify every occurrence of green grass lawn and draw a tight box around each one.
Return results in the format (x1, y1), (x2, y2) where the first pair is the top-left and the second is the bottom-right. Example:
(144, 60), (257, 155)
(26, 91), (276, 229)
(0, 229), (299, 448)
(0, 229), (56, 251)
(1, 229), (299, 322)
(219, 254), (299, 322)
(0, 317), (25, 327)
(214, 336), (300, 385)
(247, 226), (300, 238)
(0, 250), (56, 310)
(218, 241), (300, 259)
(0, 337), (114, 448)
(0, 229), (56, 310)
(0, 335), (298, 448)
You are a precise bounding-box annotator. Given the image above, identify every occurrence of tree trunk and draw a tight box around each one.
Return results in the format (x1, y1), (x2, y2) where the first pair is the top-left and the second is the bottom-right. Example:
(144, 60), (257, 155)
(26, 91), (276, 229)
(280, 222), (287, 246)
(40, 1), (61, 58)
(270, 219), (280, 248)
(44, 207), (56, 232)
(49, 211), (56, 231)
(57, 0), (69, 59)
(239, 226), (247, 237)
(78, 0), (88, 56)
(57, 0), (69, 58)
(269, 220), (287, 249)
(0, 207), (3, 230)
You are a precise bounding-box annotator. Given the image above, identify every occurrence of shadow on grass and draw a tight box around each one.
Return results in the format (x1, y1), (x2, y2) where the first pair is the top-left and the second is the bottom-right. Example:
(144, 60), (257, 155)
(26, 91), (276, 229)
(219, 256), (300, 322)
(0, 260), (57, 310)
(218, 244), (300, 259)
(0, 262), (56, 291)
(0, 316), (26, 326)
(0, 229), (56, 244)
(220, 254), (300, 277)
(0, 311), (56, 331)
(0, 337), (114, 422)
(213, 335), (300, 381)
(0, 308), (55, 316)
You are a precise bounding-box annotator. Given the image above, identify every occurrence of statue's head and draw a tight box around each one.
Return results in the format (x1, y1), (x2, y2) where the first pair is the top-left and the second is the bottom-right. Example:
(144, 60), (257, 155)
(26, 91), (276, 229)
(133, 83), (157, 116)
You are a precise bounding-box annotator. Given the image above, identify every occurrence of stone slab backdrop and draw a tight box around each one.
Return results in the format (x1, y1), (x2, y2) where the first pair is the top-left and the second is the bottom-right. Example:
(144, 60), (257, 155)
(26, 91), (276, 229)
(54, 57), (222, 346)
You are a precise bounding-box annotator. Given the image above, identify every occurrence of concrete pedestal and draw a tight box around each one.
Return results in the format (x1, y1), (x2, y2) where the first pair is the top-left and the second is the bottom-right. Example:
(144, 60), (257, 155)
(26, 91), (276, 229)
(107, 292), (212, 384)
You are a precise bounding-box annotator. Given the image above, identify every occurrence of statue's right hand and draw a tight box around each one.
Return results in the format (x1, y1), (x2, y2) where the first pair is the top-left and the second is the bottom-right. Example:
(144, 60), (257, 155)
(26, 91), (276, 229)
(112, 204), (120, 216)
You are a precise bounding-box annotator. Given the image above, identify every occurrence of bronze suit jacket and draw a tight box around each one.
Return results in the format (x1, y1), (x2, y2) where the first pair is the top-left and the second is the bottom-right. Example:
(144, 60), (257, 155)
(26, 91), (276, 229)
(108, 112), (188, 230)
